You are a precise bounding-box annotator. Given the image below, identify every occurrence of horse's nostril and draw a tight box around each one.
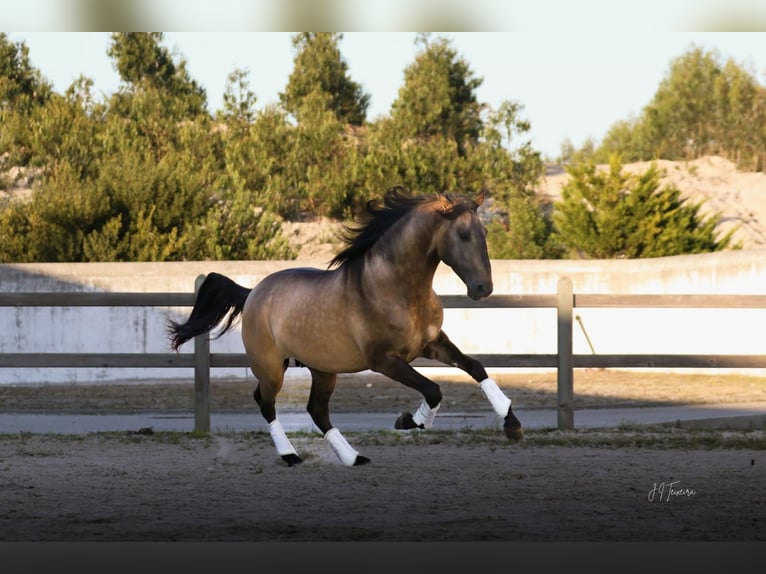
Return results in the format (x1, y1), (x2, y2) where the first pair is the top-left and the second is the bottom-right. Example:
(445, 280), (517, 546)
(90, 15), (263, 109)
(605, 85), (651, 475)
(470, 282), (492, 300)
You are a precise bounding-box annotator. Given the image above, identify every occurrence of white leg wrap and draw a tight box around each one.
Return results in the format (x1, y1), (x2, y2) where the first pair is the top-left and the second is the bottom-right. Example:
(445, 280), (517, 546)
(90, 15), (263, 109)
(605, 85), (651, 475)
(479, 377), (512, 417)
(269, 419), (298, 457)
(411, 399), (440, 429)
(324, 427), (359, 466)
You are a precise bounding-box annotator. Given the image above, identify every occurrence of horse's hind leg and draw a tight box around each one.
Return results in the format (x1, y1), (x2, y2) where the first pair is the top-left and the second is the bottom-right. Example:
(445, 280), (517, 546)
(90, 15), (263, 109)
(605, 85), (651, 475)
(252, 357), (302, 467)
(307, 368), (370, 466)
(423, 330), (523, 441)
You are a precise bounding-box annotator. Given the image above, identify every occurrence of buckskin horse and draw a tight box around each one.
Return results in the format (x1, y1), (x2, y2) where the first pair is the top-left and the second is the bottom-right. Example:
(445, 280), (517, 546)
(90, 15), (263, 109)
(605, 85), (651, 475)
(168, 186), (523, 466)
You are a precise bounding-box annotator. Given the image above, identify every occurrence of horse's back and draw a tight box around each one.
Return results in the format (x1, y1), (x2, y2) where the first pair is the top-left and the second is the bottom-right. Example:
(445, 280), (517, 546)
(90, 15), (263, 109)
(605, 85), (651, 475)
(249, 266), (336, 299)
(242, 266), (369, 373)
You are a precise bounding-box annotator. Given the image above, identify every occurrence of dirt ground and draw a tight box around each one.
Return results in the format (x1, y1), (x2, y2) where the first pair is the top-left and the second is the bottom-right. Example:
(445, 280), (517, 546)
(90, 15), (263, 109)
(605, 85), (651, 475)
(1, 370), (764, 542)
(3, 370), (766, 414)
(0, 430), (764, 542)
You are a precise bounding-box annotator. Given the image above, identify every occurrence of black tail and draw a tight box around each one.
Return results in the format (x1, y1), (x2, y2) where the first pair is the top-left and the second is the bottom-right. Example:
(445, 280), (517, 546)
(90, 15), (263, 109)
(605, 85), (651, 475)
(167, 272), (252, 351)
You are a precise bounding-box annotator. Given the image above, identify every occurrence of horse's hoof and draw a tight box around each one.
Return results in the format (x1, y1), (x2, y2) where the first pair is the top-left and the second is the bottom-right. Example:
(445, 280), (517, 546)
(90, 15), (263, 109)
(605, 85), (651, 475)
(281, 453), (303, 467)
(394, 412), (424, 430)
(504, 424), (524, 441)
(354, 455), (372, 466)
(504, 409), (524, 441)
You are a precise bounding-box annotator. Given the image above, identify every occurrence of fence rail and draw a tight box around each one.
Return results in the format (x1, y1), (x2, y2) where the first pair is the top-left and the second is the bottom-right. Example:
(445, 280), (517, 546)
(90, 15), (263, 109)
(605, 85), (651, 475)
(2, 275), (766, 432)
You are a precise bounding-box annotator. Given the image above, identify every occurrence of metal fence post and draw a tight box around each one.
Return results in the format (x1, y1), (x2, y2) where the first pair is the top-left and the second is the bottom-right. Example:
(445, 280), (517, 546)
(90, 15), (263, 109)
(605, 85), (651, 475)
(193, 274), (210, 434)
(557, 276), (574, 430)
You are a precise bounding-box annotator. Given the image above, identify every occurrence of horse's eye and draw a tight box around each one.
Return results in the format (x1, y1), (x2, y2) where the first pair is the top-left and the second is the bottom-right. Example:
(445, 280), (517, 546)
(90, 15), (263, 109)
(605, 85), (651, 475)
(458, 230), (471, 242)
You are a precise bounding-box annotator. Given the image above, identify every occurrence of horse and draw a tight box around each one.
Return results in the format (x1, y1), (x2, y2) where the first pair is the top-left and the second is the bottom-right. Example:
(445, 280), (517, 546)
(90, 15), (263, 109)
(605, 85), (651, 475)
(167, 186), (523, 467)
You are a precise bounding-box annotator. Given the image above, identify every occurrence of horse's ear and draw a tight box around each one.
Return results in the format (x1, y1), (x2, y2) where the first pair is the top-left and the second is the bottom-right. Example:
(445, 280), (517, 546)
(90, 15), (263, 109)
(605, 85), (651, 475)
(436, 192), (454, 212)
(474, 188), (487, 207)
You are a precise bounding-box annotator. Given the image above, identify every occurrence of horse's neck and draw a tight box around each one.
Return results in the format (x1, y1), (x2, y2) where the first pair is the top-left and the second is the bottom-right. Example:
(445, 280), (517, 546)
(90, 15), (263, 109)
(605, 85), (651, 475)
(363, 210), (441, 298)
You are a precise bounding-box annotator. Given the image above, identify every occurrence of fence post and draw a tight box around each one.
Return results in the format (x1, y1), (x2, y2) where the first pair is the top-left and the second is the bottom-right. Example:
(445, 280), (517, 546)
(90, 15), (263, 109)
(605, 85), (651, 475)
(193, 274), (210, 434)
(557, 276), (574, 430)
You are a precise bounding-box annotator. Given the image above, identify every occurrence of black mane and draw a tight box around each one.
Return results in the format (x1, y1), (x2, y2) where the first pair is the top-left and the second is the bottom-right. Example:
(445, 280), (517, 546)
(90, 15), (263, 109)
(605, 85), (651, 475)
(328, 186), (477, 269)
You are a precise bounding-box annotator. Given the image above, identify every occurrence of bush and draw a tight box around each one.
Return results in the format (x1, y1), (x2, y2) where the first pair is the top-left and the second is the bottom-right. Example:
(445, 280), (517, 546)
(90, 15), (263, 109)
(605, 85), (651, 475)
(553, 155), (738, 258)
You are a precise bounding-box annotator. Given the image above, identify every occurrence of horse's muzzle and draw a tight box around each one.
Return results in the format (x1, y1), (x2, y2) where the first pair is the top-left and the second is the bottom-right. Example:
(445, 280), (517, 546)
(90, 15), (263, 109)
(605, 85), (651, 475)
(467, 281), (493, 301)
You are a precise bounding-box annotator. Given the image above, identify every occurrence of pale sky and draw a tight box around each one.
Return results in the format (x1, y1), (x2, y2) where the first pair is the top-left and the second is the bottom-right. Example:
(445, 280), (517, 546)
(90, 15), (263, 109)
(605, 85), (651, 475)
(8, 31), (766, 159)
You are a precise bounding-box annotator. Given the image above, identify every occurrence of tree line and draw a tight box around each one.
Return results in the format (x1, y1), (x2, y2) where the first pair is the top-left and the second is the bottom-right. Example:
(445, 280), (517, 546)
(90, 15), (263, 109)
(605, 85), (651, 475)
(563, 45), (766, 172)
(0, 33), (744, 263)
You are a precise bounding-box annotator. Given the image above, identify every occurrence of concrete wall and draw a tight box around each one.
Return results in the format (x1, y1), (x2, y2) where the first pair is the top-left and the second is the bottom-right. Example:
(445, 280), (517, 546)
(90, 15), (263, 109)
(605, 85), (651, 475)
(1, 248), (765, 384)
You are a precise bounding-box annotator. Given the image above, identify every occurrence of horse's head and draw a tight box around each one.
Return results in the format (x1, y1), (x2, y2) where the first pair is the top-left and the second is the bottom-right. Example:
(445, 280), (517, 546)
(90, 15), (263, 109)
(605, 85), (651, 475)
(433, 191), (493, 301)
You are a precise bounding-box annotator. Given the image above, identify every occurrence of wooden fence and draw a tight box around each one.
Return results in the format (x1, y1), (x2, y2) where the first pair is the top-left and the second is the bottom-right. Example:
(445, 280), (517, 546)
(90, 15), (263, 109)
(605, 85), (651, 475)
(2, 275), (766, 432)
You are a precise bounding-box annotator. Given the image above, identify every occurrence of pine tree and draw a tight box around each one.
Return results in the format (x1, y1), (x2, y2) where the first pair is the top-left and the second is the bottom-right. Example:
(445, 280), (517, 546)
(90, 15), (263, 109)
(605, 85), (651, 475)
(553, 155), (737, 258)
(390, 35), (483, 157)
(0, 34), (54, 166)
(107, 32), (207, 119)
(0, 33), (52, 109)
(280, 32), (369, 126)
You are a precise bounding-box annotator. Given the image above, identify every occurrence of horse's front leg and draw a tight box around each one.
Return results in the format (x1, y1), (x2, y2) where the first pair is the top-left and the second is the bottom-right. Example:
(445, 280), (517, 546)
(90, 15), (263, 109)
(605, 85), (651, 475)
(368, 353), (443, 431)
(423, 330), (523, 441)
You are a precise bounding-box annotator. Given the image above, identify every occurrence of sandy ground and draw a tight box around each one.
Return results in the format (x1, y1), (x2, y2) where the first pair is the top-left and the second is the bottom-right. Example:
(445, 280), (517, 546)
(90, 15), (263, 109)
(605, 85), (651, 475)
(1, 428), (764, 542)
